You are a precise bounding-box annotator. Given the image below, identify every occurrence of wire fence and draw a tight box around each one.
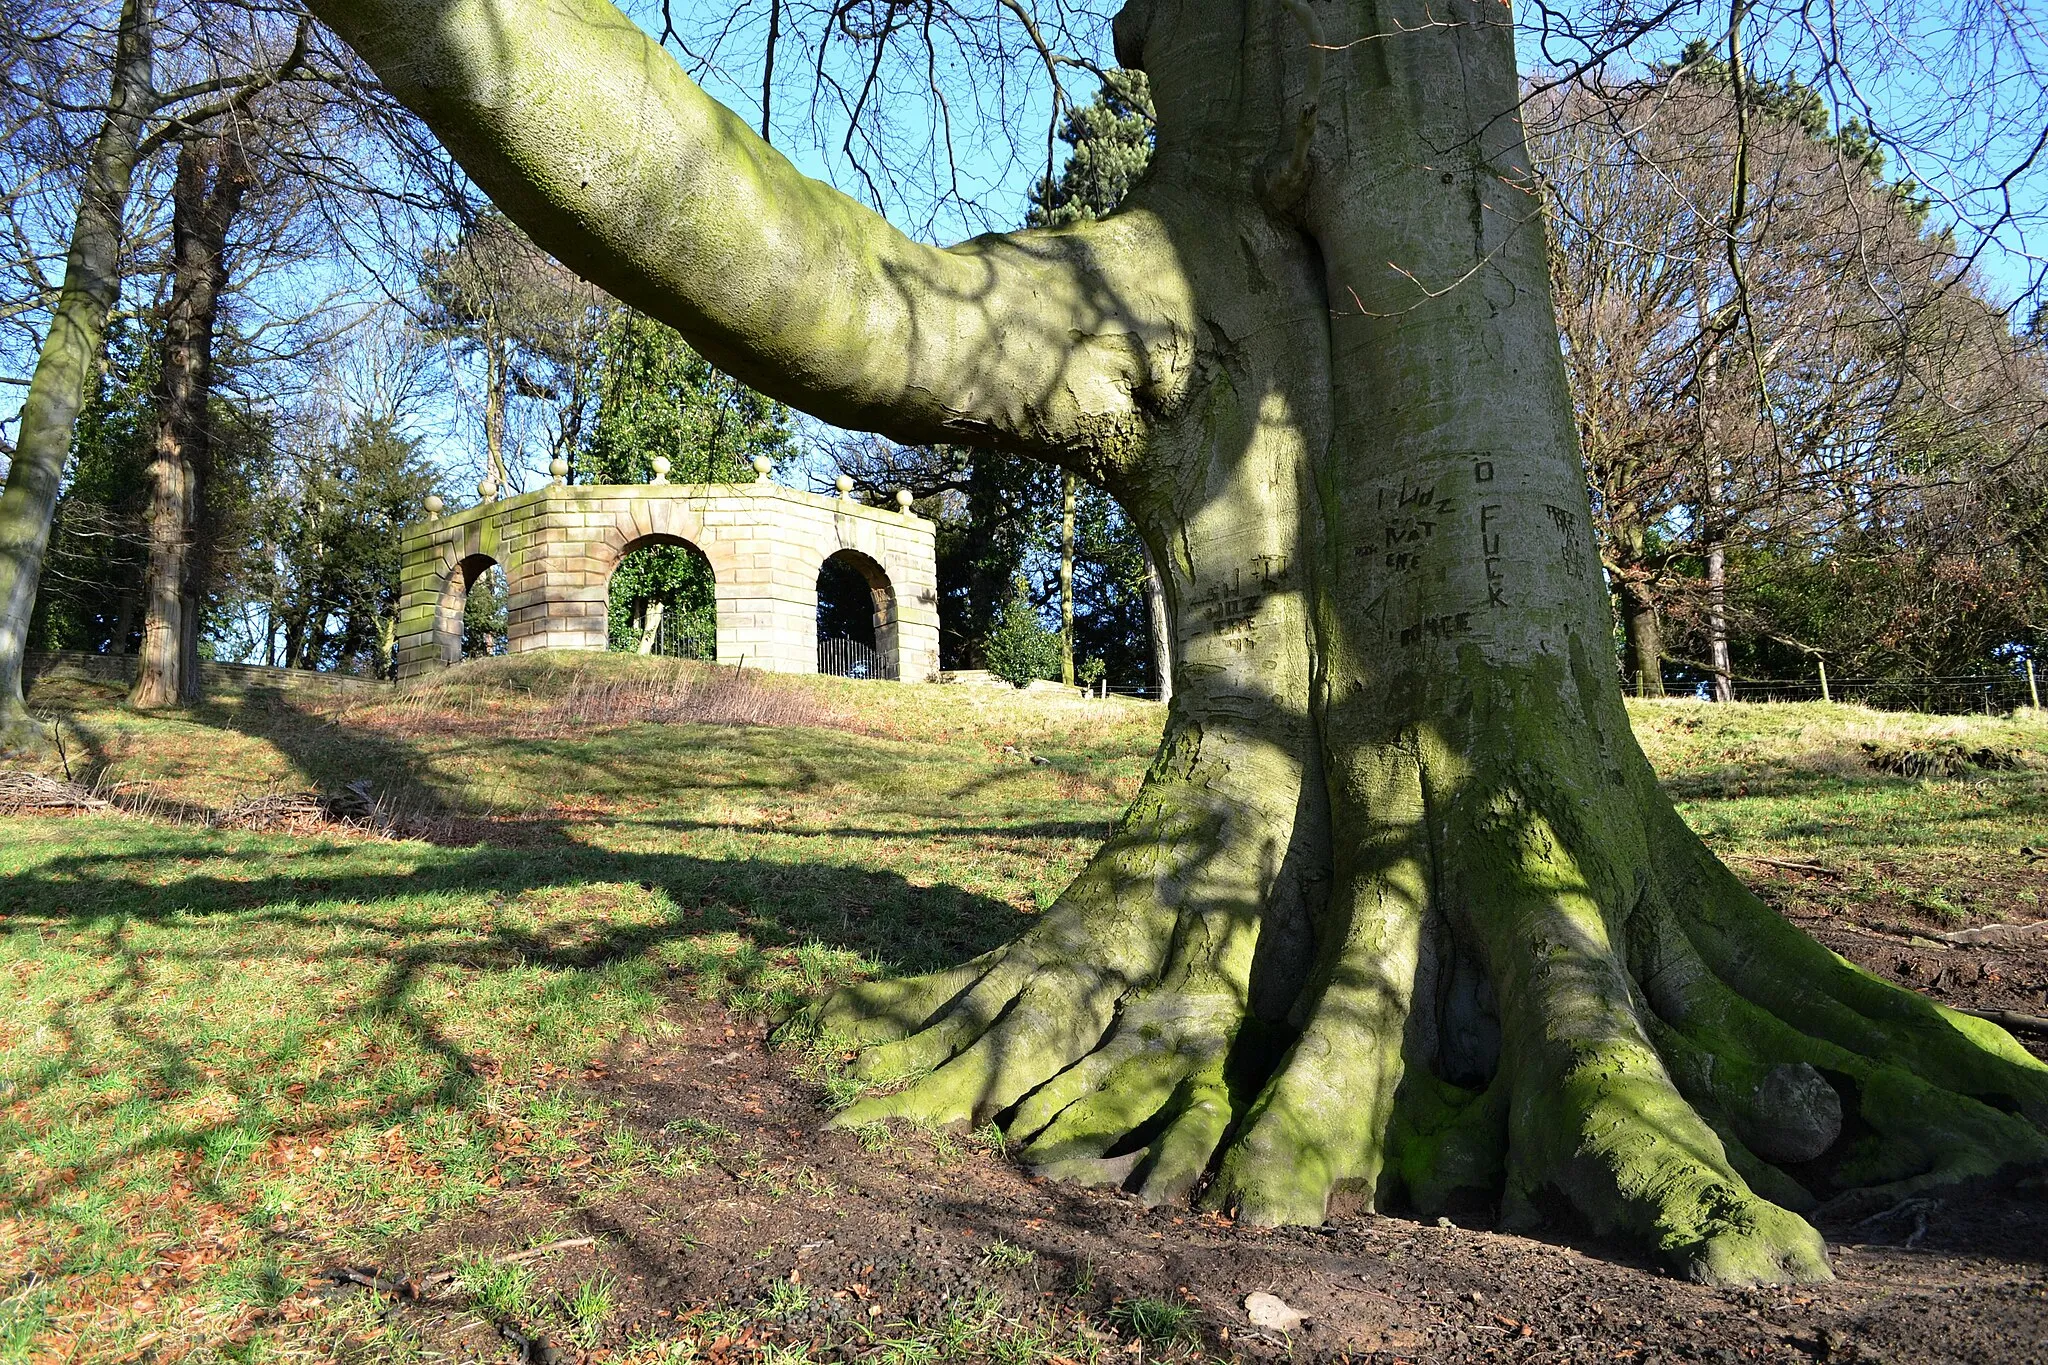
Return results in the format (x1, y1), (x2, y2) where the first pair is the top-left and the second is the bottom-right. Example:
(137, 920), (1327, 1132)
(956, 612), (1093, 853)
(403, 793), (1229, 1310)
(1103, 673), (2044, 713)
(1647, 668), (2043, 714)
(818, 635), (898, 681)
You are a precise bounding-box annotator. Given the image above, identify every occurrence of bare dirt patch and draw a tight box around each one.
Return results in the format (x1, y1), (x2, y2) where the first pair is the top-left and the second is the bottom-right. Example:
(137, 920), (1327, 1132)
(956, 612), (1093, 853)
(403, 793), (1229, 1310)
(354, 947), (2048, 1364)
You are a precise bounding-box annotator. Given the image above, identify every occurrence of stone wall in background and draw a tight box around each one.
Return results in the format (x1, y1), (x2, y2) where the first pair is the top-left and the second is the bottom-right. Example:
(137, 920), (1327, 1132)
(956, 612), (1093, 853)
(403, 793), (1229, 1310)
(395, 481), (941, 683)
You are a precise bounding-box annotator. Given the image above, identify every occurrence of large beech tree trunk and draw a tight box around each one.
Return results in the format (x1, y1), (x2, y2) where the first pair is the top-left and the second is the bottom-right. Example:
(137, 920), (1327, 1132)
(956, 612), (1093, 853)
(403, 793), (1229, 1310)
(0, 0), (153, 754)
(308, 0), (2048, 1285)
(132, 131), (255, 709)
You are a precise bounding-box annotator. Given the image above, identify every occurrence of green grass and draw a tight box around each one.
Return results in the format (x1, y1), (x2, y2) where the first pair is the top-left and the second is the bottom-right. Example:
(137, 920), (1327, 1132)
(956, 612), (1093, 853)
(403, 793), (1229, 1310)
(980, 1238), (1036, 1271)
(1631, 699), (2048, 925)
(1, 656), (1158, 1361)
(1108, 1296), (1202, 1349)
(4, 654), (2046, 1361)
(568, 1269), (620, 1345)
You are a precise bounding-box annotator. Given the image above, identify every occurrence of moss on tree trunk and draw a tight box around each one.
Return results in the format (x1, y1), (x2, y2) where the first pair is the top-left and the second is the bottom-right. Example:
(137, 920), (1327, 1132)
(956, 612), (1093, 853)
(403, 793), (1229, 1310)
(0, 0), (153, 755)
(308, 0), (2048, 1286)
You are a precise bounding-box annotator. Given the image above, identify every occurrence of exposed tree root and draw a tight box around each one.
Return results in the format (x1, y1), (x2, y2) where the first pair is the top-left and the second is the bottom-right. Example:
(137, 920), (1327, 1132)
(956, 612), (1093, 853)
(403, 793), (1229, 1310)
(797, 711), (2048, 1288)
(0, 704), (53, 763)
(793, 706), (1321, 1177)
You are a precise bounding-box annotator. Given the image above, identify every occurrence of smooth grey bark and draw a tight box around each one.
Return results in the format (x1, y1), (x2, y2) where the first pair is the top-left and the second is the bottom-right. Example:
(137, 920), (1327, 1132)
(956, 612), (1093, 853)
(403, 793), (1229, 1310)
(132, 131), (255, 709)
(1059, 471), (1076, 686)
(636, 599), (664, 655)
(1141, 541), (1171, 703)
(1707, 535), (1733, 701)
(307, 0), (2048, 1287)
(0, 0), (154, 755)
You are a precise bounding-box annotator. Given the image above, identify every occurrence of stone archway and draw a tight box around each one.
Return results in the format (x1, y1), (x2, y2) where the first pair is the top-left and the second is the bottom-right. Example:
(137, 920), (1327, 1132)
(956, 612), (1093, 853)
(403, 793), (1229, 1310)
(608, 532), (717, 657)
(394, 478), (938, 682)
(816, 548), (898, 680)
(436, 552), (507, 662)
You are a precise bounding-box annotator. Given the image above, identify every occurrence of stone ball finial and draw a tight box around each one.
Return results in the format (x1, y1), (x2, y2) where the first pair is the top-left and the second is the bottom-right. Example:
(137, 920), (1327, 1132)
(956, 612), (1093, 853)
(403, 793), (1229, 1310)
(649, 455), (672, 486)
(477, 477), (498, 502)
(752, 455), (774, 483)
(836, 474), (855, 500)
(424, 494), (444, 520)
(895, 488), (915, 514)
(550, 456), (569, 486)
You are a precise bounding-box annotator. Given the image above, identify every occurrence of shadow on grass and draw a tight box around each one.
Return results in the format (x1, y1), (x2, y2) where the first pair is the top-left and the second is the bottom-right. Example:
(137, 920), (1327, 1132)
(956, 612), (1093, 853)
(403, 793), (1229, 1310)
(1, 676), (1076, 1282)
(2, 769), (1035, 1236)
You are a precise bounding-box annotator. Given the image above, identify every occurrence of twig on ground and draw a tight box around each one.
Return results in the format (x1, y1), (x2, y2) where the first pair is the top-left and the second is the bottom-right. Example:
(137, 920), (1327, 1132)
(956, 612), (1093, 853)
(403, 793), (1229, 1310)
(0, 770), (111, 814)
(1952, 1006), (2048, 1035)
(324, 1235), (600, 1303)
(333, 1267), (407, 1294)
(1937, 920), (2048, 946)
(1732, 853), (1839, 877)
(419, 1235), (600, 1290)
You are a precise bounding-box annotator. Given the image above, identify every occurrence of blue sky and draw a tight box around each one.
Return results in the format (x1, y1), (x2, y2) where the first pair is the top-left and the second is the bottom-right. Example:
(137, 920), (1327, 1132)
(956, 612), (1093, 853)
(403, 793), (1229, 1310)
(7, 0), (2041, 493)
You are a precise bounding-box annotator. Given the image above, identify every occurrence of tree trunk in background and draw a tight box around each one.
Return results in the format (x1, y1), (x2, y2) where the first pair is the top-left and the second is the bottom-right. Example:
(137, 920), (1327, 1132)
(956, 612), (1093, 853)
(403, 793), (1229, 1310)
(1609, 523), (1664, 697)
(1142, 542), (1171, 705)
(1696, 280), (1733, 704)
(1707, 535), (1733, 702)
(132, 131), (256, 709)
(484, 328), (509, 488)
(311, 0), (2048, 1287)
(1059, 471), (1076, 686)
(132, 422), (193, 707)
(0, 0), (153, 754)
(1619, 578), (1666, 698)
(637, 600), (664, 654)
(110, 588), (138, 656)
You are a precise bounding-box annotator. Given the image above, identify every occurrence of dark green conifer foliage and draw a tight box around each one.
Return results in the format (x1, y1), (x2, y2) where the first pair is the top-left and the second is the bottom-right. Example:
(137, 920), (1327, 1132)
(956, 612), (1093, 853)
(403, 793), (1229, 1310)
(580, 310), (792, 656)
(1026, 71), (1155, 229)
(28, 321), (156, 654)
(265, 417), (443, 673)
(984, 575), (1063, 685)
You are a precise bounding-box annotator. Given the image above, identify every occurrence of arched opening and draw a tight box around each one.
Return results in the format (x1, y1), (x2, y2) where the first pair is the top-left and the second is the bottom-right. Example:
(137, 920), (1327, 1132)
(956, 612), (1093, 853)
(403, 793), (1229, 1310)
(609, 536), (715, 658)
(463, 561), (509, 659)
(817, 549), (897, 680)
(437, 553), (507, 664)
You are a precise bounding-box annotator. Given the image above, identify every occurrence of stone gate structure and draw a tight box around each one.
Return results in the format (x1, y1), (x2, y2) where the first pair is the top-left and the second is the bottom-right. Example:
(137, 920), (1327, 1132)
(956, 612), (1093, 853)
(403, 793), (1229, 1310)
(394, 475), (939, 683)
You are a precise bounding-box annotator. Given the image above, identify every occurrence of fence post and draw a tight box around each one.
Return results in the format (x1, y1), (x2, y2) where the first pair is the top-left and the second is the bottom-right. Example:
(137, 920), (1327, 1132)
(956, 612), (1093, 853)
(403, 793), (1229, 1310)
(2030, 658), (2041, 710)
(1817, 658), (1830, 704)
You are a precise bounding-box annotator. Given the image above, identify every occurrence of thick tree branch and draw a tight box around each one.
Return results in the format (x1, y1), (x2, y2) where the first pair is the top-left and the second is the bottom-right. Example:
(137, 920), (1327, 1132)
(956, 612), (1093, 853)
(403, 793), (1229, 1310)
(135, 15), (313, 161)
(303, 0), (1195, 463)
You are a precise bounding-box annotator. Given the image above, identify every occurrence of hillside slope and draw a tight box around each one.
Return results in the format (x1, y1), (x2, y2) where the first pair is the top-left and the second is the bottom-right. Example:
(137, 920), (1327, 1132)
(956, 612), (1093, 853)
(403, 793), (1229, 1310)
(5, 655), (2047, 1362)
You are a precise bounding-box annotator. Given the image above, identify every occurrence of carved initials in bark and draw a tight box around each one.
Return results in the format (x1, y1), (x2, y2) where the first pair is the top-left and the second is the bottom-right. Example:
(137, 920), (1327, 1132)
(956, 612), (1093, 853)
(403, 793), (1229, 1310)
(307, 0), (2048, 1285)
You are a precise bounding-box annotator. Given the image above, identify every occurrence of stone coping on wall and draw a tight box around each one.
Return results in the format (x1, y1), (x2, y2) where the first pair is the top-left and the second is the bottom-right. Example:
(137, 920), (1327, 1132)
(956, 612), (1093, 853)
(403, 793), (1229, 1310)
(399, 479), (928, 550)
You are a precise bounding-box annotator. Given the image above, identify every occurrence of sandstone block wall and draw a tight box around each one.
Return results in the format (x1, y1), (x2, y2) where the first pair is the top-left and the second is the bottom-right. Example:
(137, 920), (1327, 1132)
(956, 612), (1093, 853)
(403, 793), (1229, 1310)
(395, 482), (940, 682)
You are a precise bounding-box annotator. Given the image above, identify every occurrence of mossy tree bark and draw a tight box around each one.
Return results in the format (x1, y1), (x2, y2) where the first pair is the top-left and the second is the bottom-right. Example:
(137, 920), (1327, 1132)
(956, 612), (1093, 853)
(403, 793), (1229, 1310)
(309, 0), (2048, 1284)
(0, 0), (154, 756)
(132, 130), (256, 710)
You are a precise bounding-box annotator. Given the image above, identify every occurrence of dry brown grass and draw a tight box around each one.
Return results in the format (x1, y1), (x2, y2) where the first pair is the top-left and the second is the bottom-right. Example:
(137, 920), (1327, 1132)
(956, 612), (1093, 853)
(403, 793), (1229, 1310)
(355, 656), (852, 740)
